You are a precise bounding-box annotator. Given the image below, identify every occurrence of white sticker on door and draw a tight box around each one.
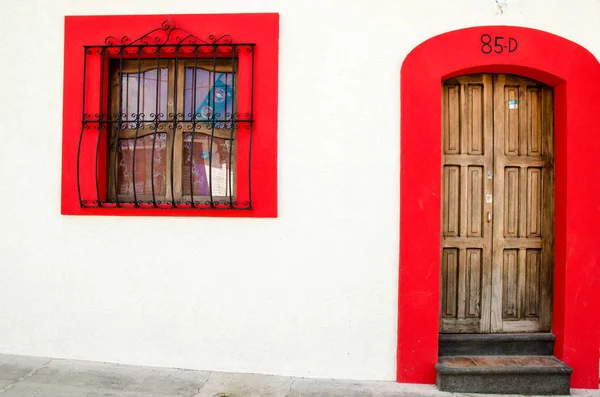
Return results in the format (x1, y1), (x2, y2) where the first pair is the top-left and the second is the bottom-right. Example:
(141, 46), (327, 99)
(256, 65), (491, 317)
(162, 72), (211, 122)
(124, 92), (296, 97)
(509, 99), (518, 109)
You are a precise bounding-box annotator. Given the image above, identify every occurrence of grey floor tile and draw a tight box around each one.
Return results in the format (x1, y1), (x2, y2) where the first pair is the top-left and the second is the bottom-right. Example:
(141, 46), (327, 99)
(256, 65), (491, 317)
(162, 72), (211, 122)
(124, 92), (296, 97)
(0, 354), (599, 397)
(0, 355), (51, 383)
(192, 372), (292, 397)
(1, 381), (179, 397)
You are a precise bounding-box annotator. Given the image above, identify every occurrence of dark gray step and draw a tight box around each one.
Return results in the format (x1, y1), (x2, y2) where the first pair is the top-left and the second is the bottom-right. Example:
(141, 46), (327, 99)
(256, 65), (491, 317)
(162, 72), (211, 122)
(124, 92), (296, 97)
(436, 356), (572, 395)
(439, 333), (555, 356)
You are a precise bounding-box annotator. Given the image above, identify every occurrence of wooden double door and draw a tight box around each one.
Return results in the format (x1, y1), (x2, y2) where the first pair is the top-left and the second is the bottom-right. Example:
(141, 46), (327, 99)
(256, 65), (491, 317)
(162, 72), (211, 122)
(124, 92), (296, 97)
(440, 74), (554, 333)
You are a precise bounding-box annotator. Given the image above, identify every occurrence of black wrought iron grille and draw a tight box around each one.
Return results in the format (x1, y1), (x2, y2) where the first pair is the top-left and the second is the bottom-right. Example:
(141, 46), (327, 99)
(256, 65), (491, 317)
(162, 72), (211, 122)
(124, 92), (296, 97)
(77, 19), (255, 210)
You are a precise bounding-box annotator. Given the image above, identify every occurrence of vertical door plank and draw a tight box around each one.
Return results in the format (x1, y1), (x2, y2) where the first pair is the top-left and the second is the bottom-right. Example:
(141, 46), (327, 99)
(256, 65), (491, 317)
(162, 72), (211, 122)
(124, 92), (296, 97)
(517, 248), (527, 320)
(528, 88), (543, 156)
(504, 167), (520, 237)
(457, 248), (468, 318)
(460, 166), (468, 238)
(519, 166), (528, 238)
(491, 74), (506, 332)
(441, 75), (493, 333)
(467, 166), (483, 237)
(443, 166), (460, 237)
(502, 249), (519, 319)
(539, 87), (554, 331)
(525, 249), (541, 318)
(480, 74), (494, 333)
(492, 74), (554, 332)
(442, 248), (459, 317)
(527, 168), (543, 237)
(444, 85), (461, 155)
(466, 249), (482, 317)
(505, 87), (520, 156)
(467, 84), (484, 155)
(518, 84), (528, 156)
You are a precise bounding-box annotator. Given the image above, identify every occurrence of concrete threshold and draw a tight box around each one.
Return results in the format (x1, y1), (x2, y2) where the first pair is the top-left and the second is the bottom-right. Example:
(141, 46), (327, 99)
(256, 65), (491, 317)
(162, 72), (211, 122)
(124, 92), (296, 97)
(0, 353), (598, 397)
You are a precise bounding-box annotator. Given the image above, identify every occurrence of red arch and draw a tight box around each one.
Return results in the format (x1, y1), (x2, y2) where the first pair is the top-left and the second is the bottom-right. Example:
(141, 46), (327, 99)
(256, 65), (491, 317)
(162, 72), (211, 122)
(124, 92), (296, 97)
(398, 26), (600, 388)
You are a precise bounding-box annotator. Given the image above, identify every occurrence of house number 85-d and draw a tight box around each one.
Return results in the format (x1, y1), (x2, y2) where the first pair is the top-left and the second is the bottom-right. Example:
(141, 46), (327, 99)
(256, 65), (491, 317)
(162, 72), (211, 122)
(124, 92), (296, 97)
(481, 34), (518, 54)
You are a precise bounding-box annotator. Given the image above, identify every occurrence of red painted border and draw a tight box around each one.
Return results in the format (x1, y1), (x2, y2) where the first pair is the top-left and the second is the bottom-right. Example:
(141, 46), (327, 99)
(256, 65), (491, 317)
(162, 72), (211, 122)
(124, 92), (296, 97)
(61, 14), (279, 217)
(399, 26), (600, 388)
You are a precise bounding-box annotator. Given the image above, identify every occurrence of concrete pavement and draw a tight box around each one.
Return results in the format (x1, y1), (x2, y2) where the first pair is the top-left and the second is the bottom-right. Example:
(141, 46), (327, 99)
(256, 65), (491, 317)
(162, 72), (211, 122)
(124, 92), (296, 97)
(0, 353), (599, 396)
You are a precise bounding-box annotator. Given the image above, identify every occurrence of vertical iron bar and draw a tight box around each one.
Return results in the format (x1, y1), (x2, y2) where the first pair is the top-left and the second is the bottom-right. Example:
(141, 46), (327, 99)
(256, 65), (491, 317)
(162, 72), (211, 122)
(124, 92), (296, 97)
(208, 44), (217, 208)
(131, 46), (143, 207)
(189, 46), (199, 207)
(76, 47), (88, 207)
(228, 46), (235, 207)
(170, 45), (179, 207)
(247, 46), (255, 209)
(113, 46), (125, 207)
(151, 46), (160, 207)
(223, 58), (228, 130)
(75, 40), (255, 211)
(141, 70), (145, 116)
(94, 47), (106, 207)
(124, 76), (129, 118)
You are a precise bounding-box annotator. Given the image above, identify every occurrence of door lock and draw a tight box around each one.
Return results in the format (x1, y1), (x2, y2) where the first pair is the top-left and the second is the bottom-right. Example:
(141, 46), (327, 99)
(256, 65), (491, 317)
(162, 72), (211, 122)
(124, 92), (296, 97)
(487, 212), (492, 223)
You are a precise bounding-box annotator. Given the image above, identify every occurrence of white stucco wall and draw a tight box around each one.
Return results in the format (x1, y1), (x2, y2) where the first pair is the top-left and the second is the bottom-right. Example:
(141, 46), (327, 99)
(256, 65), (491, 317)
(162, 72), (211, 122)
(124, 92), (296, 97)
(0, 0), (599, 382)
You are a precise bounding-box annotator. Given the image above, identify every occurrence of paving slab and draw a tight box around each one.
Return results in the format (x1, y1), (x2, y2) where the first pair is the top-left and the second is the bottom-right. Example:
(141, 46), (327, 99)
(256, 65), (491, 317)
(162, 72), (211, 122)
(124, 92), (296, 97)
(0, 354), (208, 397)
(25, 359), (209, 395)
(290, 378), (452, 397)
(193, 372), (292, 397)
(0, 382), (186, 397)
(123, 368), (209, 395)
(0, 353), (598, 397)
(0, 355), (51, 383)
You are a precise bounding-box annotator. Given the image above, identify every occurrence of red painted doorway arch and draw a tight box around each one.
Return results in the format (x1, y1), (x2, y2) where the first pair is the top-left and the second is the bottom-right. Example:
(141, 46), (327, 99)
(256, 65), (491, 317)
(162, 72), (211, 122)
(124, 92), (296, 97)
(398, 26), (600, 388)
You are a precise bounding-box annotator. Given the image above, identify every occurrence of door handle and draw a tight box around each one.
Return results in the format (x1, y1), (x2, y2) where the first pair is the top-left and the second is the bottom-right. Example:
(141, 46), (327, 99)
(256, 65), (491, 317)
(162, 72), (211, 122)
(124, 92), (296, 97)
(487, 212), (492, 223)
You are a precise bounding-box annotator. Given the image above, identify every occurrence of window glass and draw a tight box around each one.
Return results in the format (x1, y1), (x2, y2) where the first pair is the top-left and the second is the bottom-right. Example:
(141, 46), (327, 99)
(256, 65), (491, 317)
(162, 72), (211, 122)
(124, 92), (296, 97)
(116, 134), (167, 197)
(121, 68), (168, 127)
(182, 134), (234, 197)
(184, 68), (234, 123)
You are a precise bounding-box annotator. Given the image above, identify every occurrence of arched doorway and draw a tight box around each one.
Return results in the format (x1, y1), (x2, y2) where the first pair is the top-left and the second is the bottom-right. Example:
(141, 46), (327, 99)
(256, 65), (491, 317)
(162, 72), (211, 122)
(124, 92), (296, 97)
(398, 26), (600, 388)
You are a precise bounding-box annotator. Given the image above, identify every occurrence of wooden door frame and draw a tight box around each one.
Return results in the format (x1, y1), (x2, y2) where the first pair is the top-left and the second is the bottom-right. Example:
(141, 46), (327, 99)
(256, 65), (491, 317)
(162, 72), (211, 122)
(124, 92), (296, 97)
(398, 26), (600, 389)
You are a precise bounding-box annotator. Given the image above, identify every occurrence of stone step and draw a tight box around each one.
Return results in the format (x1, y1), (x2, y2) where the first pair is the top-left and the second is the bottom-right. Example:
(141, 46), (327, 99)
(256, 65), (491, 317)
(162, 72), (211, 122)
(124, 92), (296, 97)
(436, 356), (572, 395)
(439, 333), (555, 356)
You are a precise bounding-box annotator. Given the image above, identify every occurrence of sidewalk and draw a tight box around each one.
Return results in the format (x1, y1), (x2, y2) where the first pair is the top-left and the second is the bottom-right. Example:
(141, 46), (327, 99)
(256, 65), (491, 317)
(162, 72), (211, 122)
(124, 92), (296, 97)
(0, 354), (599, 397)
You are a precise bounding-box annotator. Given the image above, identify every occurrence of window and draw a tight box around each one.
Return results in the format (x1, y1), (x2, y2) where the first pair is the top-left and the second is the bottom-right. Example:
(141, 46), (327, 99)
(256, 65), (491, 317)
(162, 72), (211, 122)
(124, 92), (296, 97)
(61, 14), (279, 217)
(107, 58), (237, 206)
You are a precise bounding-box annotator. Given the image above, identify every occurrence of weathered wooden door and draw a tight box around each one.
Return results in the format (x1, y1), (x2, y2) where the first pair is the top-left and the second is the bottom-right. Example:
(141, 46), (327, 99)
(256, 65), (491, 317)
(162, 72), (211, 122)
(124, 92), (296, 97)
(440, 74), (553, 333)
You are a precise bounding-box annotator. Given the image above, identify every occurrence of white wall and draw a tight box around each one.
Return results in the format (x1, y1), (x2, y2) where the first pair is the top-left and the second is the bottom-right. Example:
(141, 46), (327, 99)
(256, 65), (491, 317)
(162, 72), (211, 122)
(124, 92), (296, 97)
(0, 0), (599, 382)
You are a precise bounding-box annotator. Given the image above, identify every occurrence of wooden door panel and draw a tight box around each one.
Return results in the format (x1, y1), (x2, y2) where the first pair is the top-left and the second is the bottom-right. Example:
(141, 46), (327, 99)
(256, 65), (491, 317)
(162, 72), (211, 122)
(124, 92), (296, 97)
(466, 84), (484, 155)
(444, 85), (461, 155)
(441, 75), (493, 333)
(525, 249), (541, 318)
(441, 248), (459, 318)
(491, 74), (553, 333)
(504, 87), (520, 156)
(466, 248), (483, 318)
(501, 249), (519, 319)
(442, 166), (460, 237)
(441, 73), (553, 334)
(467, 167), (484, 237)
(503, 167), (520, 237)
(527, 88), (543, 156)
(527, 168), (543, 237)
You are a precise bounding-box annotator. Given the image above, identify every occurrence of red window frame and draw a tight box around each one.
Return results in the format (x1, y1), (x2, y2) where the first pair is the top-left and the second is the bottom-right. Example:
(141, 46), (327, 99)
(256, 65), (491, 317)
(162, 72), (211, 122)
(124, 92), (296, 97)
(61, 13), (279, 217)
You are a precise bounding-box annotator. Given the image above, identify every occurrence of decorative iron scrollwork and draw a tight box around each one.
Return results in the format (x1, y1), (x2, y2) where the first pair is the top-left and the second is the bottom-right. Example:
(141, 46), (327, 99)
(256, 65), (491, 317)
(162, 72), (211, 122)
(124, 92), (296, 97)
(103, 18), (232, 47)
(77, 18), (255, 211)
